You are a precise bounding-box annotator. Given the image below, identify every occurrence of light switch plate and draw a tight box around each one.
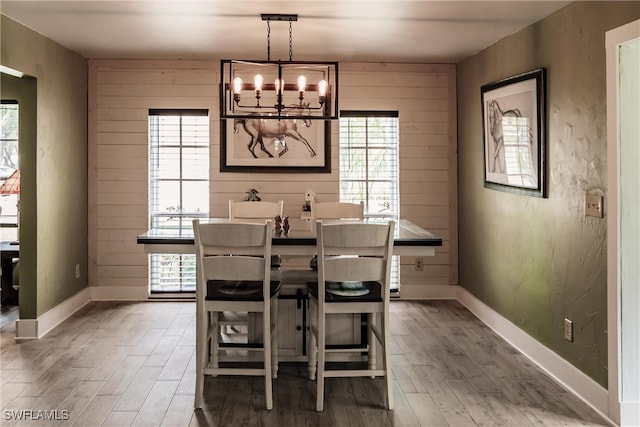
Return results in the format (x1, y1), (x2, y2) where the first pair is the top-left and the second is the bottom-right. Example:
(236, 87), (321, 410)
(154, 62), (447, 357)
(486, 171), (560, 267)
(585, 194), (603, 218)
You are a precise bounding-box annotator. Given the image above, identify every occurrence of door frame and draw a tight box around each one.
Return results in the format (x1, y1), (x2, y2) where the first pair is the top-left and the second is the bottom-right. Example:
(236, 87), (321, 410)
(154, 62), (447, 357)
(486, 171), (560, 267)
(606, 19), (640, 426)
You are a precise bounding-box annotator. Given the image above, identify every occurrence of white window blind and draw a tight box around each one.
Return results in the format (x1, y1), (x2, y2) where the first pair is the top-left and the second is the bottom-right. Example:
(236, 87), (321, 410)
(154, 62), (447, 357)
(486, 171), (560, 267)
(148, 109), (209, 294)
(339, 111), (400, 290)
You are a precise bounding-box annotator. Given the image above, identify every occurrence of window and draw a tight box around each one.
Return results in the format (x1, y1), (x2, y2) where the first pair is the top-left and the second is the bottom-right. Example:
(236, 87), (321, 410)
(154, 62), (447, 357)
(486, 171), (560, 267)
(148, 109), (209, 293)
(1, 101), (19, 242)
(339, 111), (400, 289)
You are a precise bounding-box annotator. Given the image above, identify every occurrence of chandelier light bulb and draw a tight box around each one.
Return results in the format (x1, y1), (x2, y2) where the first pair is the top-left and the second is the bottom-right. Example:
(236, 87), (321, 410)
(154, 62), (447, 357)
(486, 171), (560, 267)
(232, 77), (243, 103)
(318, 79), (328, 97)
(275, 78), (285, 95)
(254, 74), (264, 92)
(297, 75), (307, 93)
(233, 77), (243, 94)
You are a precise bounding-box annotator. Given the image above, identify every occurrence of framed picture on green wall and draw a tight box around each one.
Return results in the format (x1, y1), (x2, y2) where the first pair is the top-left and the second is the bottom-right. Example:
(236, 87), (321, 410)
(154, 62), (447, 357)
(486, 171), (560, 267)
(481, 68), (547, 197)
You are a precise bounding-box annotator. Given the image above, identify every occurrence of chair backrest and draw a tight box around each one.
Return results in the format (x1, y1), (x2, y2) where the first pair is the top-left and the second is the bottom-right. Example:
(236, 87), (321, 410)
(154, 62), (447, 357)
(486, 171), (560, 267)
(313, 201), (364, 219)
(316, 220), (395, 300)
(193, 219), (272, 303)
(229, 200), (284, 221)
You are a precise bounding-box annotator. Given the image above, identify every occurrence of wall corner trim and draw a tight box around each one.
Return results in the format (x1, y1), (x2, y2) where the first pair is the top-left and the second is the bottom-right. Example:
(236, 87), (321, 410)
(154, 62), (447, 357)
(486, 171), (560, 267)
(456, 287), (614, 425)
(15, 287), (92, 341)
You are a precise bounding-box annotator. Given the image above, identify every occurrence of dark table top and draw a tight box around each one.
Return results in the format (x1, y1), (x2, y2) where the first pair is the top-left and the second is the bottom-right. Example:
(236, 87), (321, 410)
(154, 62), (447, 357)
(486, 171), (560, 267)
(137, 218), (442, 247)
(1, 241), (19, 258)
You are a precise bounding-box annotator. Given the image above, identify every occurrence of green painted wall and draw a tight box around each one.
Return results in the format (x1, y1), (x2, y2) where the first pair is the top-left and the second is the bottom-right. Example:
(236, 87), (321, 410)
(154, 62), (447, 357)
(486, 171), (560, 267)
(1, 74), (37, 318)
(457, 1), (640, 387)
(1, 15), (88, 318)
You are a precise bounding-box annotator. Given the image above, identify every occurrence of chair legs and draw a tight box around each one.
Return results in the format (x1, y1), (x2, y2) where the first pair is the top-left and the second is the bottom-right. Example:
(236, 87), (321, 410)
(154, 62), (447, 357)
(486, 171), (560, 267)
(306, 298), (327, 411)
(271, 297), (279, 379)
(307, 303), (393, 412)
(316, 317), (327, 411)
(382, 311), (394, 410)
(195, 304), (278, 411)
(263, 307), (274, 410)
(368, 313), (377, 374)
(194, 306), (209, 409)
(307, 300), (318, 381)
(210, 311), (220, 373)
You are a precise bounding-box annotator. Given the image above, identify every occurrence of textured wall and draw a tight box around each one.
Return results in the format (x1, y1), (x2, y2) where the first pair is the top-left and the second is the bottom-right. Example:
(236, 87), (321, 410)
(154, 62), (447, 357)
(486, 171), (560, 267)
(457, 2), (640, 387)
(1, 15), (89, 318)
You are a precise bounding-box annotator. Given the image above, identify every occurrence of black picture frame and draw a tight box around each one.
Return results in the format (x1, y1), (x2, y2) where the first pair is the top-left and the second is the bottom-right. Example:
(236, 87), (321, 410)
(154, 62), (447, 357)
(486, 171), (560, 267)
(481, 68), (546, 197)
(220, 119), (331, 173)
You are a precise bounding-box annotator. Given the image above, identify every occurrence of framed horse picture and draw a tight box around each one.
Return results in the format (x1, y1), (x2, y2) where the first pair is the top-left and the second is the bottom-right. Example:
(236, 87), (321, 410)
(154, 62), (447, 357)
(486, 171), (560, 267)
(220, 117), (331, 173)
(481, 68), (546, 197)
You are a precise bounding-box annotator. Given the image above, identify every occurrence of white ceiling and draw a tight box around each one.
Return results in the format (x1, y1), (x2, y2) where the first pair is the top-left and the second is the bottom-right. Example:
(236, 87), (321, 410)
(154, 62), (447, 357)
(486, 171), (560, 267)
(0, 1), (571, 63)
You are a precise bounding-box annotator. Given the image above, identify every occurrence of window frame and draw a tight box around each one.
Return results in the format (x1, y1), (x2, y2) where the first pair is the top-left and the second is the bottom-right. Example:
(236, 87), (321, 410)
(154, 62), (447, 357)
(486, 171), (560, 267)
(148, 109), (210, 294)
(338, 110), (400, 291)
(338, 110), (400, 219)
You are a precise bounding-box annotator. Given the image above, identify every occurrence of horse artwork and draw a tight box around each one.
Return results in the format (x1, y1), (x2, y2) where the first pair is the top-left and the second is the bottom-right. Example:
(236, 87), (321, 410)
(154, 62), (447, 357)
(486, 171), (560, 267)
(233, 103), (317, 159)
(222, 103), (329, 172)
(481, 68), (545, 197)
(234, 115), (315, 159)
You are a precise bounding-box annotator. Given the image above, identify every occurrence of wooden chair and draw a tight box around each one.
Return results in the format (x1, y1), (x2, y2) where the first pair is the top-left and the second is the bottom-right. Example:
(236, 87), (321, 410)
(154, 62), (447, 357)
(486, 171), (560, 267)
(193, 219), (280, 410)
(307, 220), (395, 411)
(313, 201), (364, 220)
(229, 199), (284, 267)
(229, 200), (284, 222)
(309, 201), (364, 270)
(227, 200), (283, 338)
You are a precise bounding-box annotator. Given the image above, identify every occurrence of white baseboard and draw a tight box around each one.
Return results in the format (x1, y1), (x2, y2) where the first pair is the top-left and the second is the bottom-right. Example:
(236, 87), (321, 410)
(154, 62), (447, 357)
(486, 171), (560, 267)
(15, 319), (38, 340)
(456, 287), (614, 425)
(397, 284), (457, 300)
(14, 285), (147, 340)
(90, 285), (150, 301)
(15, 287), (92, 340)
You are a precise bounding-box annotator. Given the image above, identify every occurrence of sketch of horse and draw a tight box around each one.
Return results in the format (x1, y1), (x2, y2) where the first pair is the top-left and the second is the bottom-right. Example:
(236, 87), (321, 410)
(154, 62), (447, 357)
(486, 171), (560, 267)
(233, 104), (315, 158)
(487, 99), (527, 175)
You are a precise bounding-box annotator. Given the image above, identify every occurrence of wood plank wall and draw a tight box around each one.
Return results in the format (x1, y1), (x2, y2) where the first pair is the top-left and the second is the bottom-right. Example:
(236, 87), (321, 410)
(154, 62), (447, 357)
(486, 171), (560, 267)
(88, 59), (457, 299)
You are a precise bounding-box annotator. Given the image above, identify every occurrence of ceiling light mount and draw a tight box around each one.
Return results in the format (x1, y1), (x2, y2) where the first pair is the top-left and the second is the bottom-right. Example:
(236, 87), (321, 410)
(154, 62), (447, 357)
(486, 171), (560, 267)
(260, 14), (298, 22)
(221, 14), (338, 120)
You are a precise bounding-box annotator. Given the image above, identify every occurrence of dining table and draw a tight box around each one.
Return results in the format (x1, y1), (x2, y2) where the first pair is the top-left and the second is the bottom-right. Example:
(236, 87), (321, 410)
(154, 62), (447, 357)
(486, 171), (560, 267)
(136, 218), (442, 256)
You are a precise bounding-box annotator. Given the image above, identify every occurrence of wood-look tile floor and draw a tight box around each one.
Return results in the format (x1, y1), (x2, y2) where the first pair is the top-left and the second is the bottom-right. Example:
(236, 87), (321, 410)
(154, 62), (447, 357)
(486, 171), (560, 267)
(0, 300), (611, 427)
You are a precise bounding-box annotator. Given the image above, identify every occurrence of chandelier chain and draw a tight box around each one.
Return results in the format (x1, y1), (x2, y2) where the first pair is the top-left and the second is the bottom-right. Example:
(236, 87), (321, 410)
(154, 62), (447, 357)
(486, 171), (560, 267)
(266, 19), (271, 61)
(289, 21), (293, 61)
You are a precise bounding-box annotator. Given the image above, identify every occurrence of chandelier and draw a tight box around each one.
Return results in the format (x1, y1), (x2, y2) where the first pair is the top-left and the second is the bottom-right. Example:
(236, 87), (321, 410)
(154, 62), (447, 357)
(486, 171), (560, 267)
(220, 14), (338, 120)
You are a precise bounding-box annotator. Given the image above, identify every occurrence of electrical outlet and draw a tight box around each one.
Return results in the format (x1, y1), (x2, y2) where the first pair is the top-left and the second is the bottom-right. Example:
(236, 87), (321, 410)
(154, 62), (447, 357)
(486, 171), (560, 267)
(75, 264), (80, 279)
(564, 318), (573, 342)
(415, 257), (424, 271)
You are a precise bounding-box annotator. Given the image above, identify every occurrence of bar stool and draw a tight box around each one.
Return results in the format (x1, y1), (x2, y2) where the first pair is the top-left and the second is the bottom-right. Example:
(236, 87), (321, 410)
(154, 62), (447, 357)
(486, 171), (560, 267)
(307, 220), (395, 411)
(193, 219), (280, 410)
